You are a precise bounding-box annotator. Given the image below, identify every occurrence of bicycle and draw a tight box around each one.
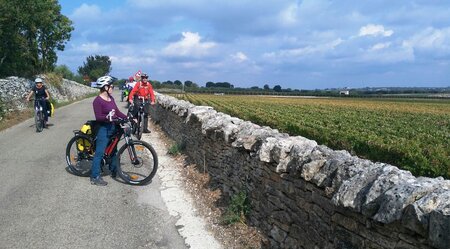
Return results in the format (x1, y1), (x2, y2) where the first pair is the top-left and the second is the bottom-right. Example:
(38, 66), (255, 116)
(65, 118), (158, 185)
(121, 88), (130, 102)
(31, 98), (46, 132)
(130, 97), (148, 140)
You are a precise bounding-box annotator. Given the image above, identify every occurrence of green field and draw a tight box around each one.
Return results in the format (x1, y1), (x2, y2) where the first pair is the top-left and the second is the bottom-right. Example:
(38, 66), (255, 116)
(174, 94), (450, 179)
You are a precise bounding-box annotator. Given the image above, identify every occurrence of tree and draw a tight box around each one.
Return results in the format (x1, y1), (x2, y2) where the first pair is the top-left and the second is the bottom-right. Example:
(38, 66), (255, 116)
(263, 84), (270, 90)
(0, 0), (73, 77)
(77, 55), (111, 82)
(150, 80), (161, 89)
(174, 80), (182, 86)
(184, 80), (193, 87)
(273, 85), (282, 92)
(205, 82), (215, 88)
(216, 82), (233, 88)
(53, 65), (74, 80)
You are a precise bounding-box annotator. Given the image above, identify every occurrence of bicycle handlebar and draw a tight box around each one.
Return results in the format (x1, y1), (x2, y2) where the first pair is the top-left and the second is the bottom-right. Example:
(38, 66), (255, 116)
(110, 117), (130, 124)
(28, 97), (46, 101)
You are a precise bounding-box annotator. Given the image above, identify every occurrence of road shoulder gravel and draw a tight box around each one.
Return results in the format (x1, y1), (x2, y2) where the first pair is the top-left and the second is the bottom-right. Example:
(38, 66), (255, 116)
(136, 122), (223, 249)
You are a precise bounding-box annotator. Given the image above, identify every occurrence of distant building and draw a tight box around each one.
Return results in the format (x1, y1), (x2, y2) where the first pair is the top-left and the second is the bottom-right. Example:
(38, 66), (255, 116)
(339, 90), (350, 95)
(214, 93), (225, 96)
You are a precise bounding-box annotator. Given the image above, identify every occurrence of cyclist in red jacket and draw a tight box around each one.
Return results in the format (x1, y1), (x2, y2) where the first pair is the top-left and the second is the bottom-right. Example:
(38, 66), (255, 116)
(128, 73), (155, 133)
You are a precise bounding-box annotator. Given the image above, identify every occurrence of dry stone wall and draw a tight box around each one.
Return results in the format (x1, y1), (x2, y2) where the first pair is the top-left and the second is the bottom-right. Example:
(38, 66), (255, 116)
(150, 93), (450, 249)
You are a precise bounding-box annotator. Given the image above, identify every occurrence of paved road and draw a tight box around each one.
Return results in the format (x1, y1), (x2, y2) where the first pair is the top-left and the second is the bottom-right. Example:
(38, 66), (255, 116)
(0, 93), (187, 249)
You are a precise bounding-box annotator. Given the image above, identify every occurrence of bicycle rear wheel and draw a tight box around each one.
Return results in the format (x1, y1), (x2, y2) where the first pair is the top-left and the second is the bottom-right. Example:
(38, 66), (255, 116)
(65, 133), (94, 176)
(35, 111), (44, 132)
(117, 140), (158, 185)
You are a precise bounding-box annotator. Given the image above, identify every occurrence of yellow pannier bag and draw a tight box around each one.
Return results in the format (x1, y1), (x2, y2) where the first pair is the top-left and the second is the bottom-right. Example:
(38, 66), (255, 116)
(50, 102), (54, 117)
(77, 121), (96, 152)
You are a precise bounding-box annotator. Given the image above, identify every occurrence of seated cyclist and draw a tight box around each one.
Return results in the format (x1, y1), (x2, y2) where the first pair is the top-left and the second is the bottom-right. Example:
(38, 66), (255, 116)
(91, 75), (128, 186)
(125, 76), (136, 91)
(128, 72), (155, 133)
(26, 77), (51, 128)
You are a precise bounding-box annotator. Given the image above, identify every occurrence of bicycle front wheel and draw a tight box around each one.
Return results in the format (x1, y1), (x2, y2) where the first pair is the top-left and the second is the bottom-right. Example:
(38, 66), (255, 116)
(134, 113), (144, 140)
(35, 111), (43, 132)
(65, 133), (94, 176)
(137, 113), (144, 140)
(117, 140), (158, 185)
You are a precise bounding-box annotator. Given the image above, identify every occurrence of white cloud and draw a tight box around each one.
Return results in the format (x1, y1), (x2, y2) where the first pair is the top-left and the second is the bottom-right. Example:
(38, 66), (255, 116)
(359, 24), (394, 37)
(230, 52), (248, 62)
(279, 3), (299, 26)
(162, 32), (216, 58)
(110, 55), (156, 65)
(77, 42), (102, 53)
(369, 42), (391, 51)
(361, 45), (414, 63)
(403, 27), (450, 51)
(71, 4), (101, 21)
(263, 38), (343, 59)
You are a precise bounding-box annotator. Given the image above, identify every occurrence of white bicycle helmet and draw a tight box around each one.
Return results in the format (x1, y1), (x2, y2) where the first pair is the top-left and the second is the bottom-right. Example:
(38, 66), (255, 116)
(96, 75), (115, 88)
(35, 78), (43, 84)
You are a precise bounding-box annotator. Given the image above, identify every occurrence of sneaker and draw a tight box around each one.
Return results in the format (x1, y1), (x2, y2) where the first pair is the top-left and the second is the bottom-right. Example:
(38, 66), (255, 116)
(90, 176), (108, 186)
(121, 172), (131, 181)
(143, 129), (151, 133)
(110, 170), (117, 178)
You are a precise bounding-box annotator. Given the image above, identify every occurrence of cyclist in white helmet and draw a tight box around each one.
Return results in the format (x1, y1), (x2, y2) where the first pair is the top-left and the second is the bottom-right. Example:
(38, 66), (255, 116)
(26, 77), (51, 127)
(91, 75), (127, 186)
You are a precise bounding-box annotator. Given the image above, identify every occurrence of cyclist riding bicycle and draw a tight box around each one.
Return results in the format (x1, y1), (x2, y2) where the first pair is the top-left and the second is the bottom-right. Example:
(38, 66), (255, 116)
(91, 75), (128, 186)
(128, 73), (155, 133)
(26, 77), (51, 128)
(126, 76), (136, 90)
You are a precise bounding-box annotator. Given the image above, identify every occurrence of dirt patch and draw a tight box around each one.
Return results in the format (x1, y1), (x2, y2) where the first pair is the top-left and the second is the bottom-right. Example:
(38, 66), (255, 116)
(151, 124), (266, 249)
(0, 109), (33, 132)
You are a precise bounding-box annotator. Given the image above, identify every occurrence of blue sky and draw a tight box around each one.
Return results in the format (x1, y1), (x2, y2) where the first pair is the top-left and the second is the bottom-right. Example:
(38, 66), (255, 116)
(57, 0), (450, 89)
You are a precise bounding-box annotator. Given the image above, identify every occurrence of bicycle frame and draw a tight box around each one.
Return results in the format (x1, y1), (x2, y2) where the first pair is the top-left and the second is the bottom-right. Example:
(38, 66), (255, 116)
(136, 97), (149, 112)
(31, 98), (46, 132)
(102, 122), (139, 164)
(34, 98), (45, 112)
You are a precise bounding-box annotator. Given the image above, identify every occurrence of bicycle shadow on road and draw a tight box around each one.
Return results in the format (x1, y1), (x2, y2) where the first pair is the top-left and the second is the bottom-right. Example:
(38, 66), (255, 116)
(64, 166), (135, 185)
(27, 123), (55, 128)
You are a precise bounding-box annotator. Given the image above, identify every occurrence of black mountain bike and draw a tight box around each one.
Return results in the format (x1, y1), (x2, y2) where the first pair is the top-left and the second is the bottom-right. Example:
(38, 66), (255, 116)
(130, 98), (148, 140)
(121, 88), (130, 102)
(32, 98), (46, 132)
(65, 118), (158, 185)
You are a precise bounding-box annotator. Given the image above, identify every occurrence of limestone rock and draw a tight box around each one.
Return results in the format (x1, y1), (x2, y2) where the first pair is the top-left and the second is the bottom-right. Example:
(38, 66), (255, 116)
(332, 162), (386, 212)
(372, 172), (437, 224)
(402, 183), (450, 236)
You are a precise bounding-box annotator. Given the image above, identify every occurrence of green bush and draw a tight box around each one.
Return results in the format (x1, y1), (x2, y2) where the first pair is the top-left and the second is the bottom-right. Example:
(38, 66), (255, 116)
(168, 143), (184, 155)
(223, 191), (250, 225)
(44, 72), (63, 92)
